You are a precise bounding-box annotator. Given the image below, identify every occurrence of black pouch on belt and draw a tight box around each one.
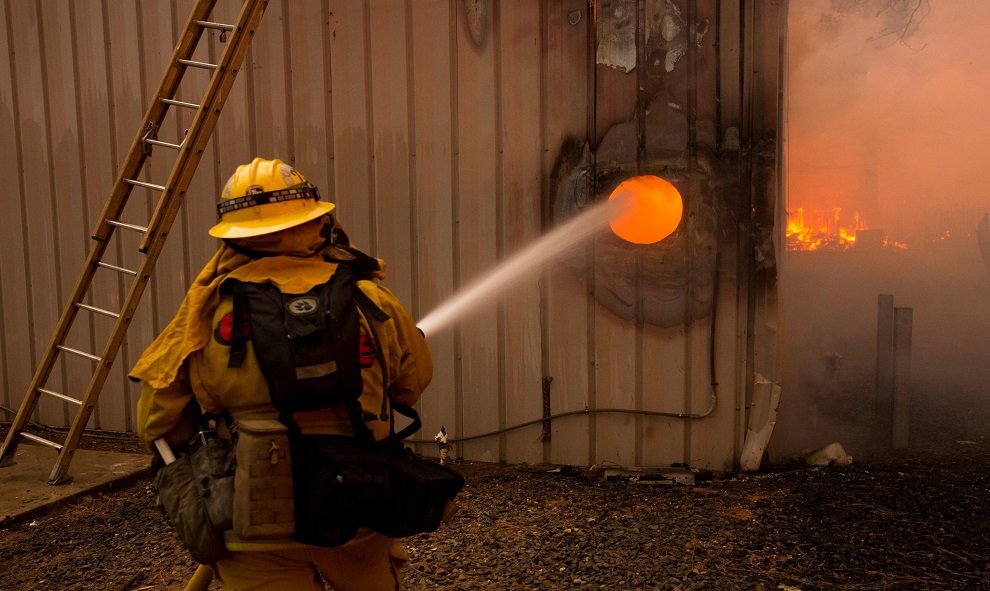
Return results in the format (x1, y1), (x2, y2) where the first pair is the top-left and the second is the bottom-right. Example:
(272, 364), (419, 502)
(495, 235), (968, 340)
(188, 429), (235, 532)
(155, 430), (234, 565)
(291, 435), (464, 547)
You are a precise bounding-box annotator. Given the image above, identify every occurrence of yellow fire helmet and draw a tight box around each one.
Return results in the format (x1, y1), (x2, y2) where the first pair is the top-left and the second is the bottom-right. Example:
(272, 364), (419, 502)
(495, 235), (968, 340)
(208, 157), (335, 239)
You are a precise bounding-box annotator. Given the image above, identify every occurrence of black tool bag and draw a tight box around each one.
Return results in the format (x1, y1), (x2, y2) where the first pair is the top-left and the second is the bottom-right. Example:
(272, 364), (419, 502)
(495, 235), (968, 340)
(291, 435), (464, 547)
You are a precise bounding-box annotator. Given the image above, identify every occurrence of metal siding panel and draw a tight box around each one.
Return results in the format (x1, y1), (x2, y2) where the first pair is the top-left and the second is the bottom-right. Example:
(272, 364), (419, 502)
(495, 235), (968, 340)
(636, 0), (701, 468)
(147, 0), (205, 295)
(135, 0), (221, 433)
(181, 0), (223, 295)
(499, 0), (544, 465)
(0, 1), (32, 421)
(9, 1), (63, 427)
(138, 1), (188, 348)
(593, 312), (639, 466)
(753, 0), (782, 139)
(544, 0), (592, 467)
(640, 324), (690, 466)
(718, 1), (742, 128)
(694, 0), (719, 134)
(69, 1), (119, 432)
(684, 0), (748, 472)
(687, 315), (734, 471)
(591, 22), (639, 468)
(103, 0), (150, 431)
(39, 0), (92, 429)
(329, 0), (374, 250)
(285, 0), (332, 191)
(455, 0), (500, 463)
(684, 321), (712, 465)
(212, 0), (256, 270)
(369, 0), (414, 305)
(409, 0), (457, 457)
(248, 0), (289, 158)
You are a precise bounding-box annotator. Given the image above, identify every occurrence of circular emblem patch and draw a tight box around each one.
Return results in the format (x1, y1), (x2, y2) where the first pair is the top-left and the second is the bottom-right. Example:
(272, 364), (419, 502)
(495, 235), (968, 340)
(286, 296), (319, 316)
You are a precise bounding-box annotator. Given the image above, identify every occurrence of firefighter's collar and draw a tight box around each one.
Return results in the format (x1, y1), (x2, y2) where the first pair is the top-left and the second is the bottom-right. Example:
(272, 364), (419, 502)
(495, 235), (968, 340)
(225, 256), (337, 295)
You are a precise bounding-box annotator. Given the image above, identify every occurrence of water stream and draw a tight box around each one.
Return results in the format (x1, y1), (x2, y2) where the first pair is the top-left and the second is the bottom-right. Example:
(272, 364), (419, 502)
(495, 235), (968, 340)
(417, 198), (623, 336)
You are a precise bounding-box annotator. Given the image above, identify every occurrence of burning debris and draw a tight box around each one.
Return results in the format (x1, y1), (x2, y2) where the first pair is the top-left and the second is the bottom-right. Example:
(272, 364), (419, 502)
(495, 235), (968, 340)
(785, 207), (908, 252)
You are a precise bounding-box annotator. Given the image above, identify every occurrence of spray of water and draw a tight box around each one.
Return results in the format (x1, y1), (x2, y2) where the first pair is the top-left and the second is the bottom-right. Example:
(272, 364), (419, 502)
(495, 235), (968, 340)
(417, 198), (625, 336)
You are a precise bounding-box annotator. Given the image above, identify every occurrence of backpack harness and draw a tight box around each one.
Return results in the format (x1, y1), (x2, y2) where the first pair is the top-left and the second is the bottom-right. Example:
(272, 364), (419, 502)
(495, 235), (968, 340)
(220, 263), (421, 445)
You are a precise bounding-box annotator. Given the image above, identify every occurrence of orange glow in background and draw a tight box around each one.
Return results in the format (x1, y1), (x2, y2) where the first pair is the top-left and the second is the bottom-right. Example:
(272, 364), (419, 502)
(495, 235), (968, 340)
(608, 175), (684, 245)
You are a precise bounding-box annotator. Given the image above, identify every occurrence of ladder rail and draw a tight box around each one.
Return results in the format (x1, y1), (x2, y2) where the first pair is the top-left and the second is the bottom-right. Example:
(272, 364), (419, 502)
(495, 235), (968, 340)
(0, 0), (271, 485)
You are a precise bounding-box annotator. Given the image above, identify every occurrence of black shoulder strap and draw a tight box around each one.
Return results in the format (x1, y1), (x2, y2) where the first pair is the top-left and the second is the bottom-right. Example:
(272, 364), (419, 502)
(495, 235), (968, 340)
(226, 281), (250, 368)
(350, 284), (425, 443)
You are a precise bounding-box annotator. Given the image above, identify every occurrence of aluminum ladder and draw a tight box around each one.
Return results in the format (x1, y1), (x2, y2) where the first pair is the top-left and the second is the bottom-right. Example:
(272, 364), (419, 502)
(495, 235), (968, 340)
(0, 0), (270, 484)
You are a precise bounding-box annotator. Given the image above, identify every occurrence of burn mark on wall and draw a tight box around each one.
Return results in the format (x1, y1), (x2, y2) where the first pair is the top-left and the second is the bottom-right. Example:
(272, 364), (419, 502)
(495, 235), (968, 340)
(647, 0), (710, 73)
(550, 95), (756, 327)
(550, 92), (752, 328)
(597, 0), (711, 74)
(461, 0), (490, 49)
(597, 0), (637, 73)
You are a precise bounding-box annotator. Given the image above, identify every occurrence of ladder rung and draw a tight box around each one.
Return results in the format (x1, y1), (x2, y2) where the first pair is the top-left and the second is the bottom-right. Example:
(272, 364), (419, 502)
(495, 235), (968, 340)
(144, 138), (183, 150)
(195, 19), (235, 31)
(74, 302), (121, 319)
(177, 58), (217, 70)
(97, 261), (139, 276)
(105, 220), (149, 235)
(21, 431), (63, 451)
(37, 387), (83, 406)
(124, 178), (166, 192)
(56, 345), (102, 363)
(160, 97), (201, 110)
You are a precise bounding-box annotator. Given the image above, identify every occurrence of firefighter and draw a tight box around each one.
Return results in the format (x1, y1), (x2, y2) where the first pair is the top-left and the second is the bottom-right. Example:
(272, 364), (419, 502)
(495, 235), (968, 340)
(131, 157), (433, 591)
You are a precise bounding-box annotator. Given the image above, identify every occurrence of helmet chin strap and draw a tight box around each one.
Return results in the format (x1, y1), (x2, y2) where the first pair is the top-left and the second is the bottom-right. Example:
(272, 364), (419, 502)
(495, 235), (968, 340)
(323, 227), (384, 277)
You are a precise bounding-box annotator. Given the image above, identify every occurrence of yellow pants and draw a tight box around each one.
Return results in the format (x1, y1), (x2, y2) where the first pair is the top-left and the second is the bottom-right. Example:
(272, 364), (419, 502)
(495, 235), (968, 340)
(213, 532), (408, 591)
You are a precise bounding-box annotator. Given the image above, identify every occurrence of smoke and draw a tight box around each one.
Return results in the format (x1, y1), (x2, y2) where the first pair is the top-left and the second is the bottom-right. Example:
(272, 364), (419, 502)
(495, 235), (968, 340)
(775, 0), (990, 461)
(787, 0), (990, 238)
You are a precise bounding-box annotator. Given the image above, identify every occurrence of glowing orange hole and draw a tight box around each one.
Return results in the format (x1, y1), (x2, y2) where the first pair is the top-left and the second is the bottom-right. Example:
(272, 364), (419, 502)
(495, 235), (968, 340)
(608, 175), (684, 244)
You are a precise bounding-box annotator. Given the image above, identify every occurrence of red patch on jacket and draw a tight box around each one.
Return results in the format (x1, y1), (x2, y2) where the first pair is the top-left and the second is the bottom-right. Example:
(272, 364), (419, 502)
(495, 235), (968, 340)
(359, 335), (377, 368)
(214, 311), (250, 345)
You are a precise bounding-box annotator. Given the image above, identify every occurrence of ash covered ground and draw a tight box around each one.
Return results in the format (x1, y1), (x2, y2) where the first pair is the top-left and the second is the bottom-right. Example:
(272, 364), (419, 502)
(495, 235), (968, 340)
(1, 414), (988, 591)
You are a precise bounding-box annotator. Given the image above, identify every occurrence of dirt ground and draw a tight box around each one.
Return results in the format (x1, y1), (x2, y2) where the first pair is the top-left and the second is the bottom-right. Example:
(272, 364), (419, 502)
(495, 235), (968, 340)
(1, 421), (988, 591)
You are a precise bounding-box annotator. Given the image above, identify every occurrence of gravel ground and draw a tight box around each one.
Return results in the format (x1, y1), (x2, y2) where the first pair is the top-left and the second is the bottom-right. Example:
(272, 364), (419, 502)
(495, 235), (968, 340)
(1, 424), (989, 590)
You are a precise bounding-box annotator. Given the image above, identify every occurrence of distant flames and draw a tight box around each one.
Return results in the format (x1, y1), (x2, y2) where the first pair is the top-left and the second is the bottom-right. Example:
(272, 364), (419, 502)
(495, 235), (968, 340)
(786, 208), (907, 251)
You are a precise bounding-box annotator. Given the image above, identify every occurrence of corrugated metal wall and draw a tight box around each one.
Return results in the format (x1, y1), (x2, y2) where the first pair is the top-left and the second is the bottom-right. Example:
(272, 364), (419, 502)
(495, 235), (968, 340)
(0, 0), (781, 472)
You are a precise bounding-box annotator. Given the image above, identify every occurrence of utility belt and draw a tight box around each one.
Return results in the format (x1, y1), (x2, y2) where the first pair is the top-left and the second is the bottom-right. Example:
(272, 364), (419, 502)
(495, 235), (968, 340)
(225, 413), (463, 547)
(156, 413), (463, 563)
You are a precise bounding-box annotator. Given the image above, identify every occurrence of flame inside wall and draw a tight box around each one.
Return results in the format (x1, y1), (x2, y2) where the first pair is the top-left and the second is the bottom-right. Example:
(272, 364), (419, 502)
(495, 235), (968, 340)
(608, 175), (683, 245)
(786, 207), (908, 251)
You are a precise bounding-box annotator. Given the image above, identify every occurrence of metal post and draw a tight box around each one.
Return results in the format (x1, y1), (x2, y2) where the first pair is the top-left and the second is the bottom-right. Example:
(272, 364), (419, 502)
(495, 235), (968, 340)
(892, 307), (913, 449)
(875, 294), (895, 416)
